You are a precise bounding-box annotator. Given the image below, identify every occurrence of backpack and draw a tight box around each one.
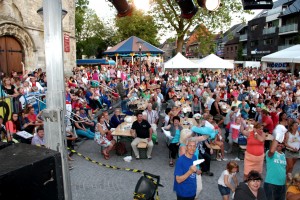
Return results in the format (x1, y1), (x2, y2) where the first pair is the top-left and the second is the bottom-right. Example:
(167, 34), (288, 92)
(115, 142), (127, 156)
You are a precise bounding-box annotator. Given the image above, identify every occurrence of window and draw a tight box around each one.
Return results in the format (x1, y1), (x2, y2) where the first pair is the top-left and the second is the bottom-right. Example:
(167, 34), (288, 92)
(251, 40), (258, 47)
(251, 24), (258, 31)
(235, 46), (238, 50)
(264, 39), (273, 45)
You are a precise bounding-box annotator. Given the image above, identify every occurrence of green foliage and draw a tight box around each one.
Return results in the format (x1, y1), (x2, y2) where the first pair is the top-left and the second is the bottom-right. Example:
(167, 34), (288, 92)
(194, 25), (216, 56)
(75, 0), (112, 58)
(151, 0), (251, 52)
(114, 9), (160, 47)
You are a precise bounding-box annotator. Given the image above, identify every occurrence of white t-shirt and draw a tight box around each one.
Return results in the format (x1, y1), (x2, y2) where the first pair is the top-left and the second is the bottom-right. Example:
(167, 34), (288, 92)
(218, 169), (236, 187)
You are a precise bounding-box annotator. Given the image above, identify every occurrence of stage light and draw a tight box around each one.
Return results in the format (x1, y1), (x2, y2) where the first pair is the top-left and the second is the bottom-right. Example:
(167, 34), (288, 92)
(108, 0), (133, 17)
(242, 0), (273, 10)
(197, 0), (221, 11)
(176, 0), (199, 19)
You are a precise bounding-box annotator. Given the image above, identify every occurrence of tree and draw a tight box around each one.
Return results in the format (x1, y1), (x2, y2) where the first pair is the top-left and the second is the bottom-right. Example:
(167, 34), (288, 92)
(151, 0), (250, 53)
(115, 9), (160, 46)
(194, 25), (216, 56)
(75, 0), (111, 58)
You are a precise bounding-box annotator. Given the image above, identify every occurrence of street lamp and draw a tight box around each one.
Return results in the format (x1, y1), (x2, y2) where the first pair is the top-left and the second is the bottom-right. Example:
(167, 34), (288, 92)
(136, 41), (144, 84)
(37, 1), (72, 200)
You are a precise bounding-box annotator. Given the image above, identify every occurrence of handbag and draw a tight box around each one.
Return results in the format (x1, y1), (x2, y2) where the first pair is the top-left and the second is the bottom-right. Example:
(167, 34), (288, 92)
(238, 134), (247, 145)
(106, 131), (113, 141)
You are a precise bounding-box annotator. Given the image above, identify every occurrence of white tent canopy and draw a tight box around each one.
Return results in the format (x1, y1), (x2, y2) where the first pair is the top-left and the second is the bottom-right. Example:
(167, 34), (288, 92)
(261, 45), (300, 63)
(197, 54), (234, 69)
(164, 53), (199, 69)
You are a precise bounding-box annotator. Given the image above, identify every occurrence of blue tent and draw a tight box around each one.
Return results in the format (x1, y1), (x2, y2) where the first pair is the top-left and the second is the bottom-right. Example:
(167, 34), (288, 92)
(76, 59), (116, 65)
(104, 36), (164, 56)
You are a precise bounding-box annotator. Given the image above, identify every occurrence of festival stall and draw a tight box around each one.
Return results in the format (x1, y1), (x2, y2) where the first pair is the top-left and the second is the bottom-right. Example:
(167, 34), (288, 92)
(164, 53), (199, 70)
(197, 54), (234, 69)
(261, 45), (300, 73)
(103, 36), (164, 66)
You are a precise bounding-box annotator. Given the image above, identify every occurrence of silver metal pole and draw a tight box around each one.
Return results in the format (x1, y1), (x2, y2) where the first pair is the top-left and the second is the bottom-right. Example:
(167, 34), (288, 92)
(42, 0), (72, 199)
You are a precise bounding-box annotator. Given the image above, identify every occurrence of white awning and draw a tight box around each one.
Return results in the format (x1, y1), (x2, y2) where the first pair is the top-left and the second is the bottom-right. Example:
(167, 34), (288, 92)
(197, 54), (234, 69)
(164, 53), (199, 69)
(261, 45), (300, 63)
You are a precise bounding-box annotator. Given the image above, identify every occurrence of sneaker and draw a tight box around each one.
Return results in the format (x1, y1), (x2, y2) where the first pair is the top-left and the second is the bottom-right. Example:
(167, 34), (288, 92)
(147, 156), (152, 160)
(69, 166), (74, 170)
(216, 158), (222, 161)
(222, 158), (228, 161)
(224, 150), (228, 153)
(136, 156), (140, 160)
(234, 157), (240, 161)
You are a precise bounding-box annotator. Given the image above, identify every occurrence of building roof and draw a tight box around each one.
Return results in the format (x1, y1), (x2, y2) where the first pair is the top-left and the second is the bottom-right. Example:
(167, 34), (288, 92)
(225, 37), (240, 46)
(281, 0), (300, 16)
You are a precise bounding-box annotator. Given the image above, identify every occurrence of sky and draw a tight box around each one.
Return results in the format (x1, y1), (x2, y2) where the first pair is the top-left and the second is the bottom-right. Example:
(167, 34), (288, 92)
(88, 0), (261, 43)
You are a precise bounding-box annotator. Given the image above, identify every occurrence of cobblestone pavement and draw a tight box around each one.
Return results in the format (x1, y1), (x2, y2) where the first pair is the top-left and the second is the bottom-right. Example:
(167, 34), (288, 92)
(70, 107), (300, 200)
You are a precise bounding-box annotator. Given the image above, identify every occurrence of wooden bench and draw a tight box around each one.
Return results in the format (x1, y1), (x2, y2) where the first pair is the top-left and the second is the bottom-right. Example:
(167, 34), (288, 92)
(211, 144), (221, 160)
(137, 142), (148, 159)
(238, 145), (247, 160)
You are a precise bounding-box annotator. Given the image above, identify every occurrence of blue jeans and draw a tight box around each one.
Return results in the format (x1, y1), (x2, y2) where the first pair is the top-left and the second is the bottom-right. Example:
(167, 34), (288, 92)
(264, 182), (286, 200)
(76, 129), (95, 139)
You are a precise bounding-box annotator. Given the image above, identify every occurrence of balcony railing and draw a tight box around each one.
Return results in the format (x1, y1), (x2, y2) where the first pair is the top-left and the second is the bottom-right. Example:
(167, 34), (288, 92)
(263, 27), (276, 35)
(242, 49), (247, 55)
(278, 44), (294, 51)
(239, 34), (248, 41)
(279, 23), (298, 35)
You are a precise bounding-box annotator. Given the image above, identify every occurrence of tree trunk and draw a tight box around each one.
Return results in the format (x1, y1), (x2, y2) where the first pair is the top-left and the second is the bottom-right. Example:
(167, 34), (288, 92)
(176, 34), (185, 54)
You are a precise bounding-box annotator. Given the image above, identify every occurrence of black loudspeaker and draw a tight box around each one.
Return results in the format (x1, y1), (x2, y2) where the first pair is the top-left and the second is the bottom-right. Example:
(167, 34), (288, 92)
(176, 0), (198, 19)
(0, 143), (64, 200)
(242, 0), (273, 10)
(0, 142), (10, 150)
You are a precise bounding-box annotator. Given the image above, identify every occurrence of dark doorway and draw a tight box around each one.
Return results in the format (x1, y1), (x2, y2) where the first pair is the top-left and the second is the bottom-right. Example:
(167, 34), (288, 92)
(0, 36), (23, 76)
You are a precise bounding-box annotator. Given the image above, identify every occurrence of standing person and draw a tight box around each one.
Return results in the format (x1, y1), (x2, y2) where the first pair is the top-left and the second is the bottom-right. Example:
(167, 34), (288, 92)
(285, 121), (300, 181)
(174, 138), (199, 200)
(264, 141), (286, 200)
(234, 170), (267, 200)
(164, 116), (183, 167)
(241, 123), (266, 180)
(217, 161), (239, 200)
(130, 112), (153, 159)
(142, 103), (159, 144)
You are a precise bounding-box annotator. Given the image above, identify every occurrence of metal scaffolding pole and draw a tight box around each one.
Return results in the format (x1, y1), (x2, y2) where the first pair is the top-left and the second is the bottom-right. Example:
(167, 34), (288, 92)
(41, 0), (72, 199)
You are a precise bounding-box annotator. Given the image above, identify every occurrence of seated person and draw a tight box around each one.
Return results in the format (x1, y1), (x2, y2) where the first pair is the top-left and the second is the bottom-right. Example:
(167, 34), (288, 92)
(31, 126), (45, 147)
(110, 108), (124, 128)
(121, 95), (134, 116)
(66, 125), (77, 159)
(130, 112), (153, 159)
(0, 115), (7, 142)
(79, 107), (95, 132)
(287, 173), (300, 200)
(73, 110), (95, 139)
(23, 107), (43, 134)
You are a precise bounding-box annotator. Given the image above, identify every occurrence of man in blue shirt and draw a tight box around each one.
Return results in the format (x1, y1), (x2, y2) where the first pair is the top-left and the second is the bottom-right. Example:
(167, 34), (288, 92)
(174, 138), (199, 200)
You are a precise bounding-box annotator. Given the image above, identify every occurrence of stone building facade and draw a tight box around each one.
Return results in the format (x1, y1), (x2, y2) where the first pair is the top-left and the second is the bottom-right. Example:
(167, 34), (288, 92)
(0, 0), (75, 75)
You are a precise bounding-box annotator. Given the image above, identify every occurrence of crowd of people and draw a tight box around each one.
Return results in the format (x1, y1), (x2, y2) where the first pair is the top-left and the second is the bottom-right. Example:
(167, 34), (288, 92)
(1, 59), (300, 199)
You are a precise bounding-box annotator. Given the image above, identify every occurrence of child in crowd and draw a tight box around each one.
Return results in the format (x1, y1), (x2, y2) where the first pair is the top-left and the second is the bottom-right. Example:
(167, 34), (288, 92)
(217, 161), (239, 200)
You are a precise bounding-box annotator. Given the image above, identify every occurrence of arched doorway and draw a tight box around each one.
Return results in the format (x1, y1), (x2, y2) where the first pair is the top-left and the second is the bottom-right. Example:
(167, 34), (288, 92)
(0, 36), (23, 76)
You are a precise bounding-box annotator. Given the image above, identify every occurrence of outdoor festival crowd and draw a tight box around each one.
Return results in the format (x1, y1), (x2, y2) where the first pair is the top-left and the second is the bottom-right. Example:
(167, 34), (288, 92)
(1, 59), (300, 200)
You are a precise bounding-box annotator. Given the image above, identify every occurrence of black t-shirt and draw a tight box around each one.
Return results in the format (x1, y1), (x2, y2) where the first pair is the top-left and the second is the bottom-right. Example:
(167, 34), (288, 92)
(3, 85), (15, 95)
(131, 120), (151, 139)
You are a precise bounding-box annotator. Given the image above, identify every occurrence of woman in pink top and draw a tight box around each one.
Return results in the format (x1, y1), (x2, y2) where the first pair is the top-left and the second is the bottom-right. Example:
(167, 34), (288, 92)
(242, 123), (266, 180)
